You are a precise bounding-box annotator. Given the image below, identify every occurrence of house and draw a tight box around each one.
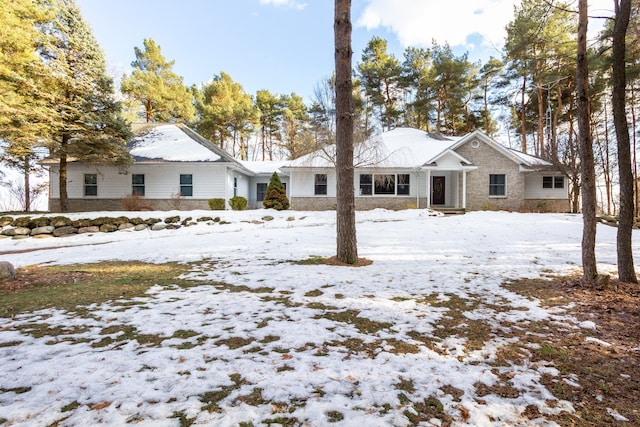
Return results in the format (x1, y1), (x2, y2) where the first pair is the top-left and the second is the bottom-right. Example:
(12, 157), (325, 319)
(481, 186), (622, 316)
(44, 124), (567, 213)
(45, 123), (289, 211)
(280, 127), (569, 213)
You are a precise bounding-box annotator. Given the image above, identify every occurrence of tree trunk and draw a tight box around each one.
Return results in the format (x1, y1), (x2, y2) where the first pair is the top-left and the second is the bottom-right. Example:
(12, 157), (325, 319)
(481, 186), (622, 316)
(612, 0), (637, 283)
(334, 0), (358, 264)
(59, 134), (69, 213)
(23, 157), (30, 212)
(520, 75), (527, 153)
(576, 0), (598, 282)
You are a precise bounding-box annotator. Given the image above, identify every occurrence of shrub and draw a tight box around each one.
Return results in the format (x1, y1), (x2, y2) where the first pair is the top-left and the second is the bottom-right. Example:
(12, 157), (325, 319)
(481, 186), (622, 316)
(208, 198), (225, 210)
(229, 196), (247, 211)
(263, 172), (289, 211)
(122, 194), (152, 211)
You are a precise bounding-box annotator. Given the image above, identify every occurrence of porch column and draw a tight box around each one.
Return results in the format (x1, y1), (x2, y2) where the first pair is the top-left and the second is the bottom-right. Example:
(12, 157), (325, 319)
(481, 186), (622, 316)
(462, 170), (467, 209)
(426, 169), (431, 209)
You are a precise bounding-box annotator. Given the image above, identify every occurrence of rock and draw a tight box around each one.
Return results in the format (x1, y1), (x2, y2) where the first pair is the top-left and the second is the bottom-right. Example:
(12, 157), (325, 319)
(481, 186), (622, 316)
(0, 261), (16, 282)
(118, 223), (134, 230)
(165, 224), (181, 230)
(11, 235), (30, 240)
(0, 216), (13, 227)
(262, 215), (274, 221)
(31, 226), (55, 236)
(53, 226), (78, 237)
(50, 216), (72, 227)
(33, 234), (53, 239)
(165, 216), (180, 224)
(78, 226), (100, 234)
(1, 227), (31, 236)
(151, 223), (166, 231)
(99, 224), (118, 233)
(134, 224), (148, 231)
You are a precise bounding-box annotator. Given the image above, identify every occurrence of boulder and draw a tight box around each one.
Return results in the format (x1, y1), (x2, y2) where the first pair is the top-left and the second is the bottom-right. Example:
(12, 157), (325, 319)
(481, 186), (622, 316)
(0, 261), (16, 282)
(31, 226), (55, 236)
(151, 223), (166, 231)
(53, 226), (78, 237)
(134, 224), (148, 231)
(1, 227), (31, 236)
(99, 224), (118, 233)
(78, 226), (100, 234)
(118, 223), (134, 231)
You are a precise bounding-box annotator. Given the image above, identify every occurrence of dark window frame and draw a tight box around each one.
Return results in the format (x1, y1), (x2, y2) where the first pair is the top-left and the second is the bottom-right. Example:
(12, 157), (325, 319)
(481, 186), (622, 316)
(257, 183), (267, 202)
(132, 174), (145, 196)
(314, 174), (327, 195)
(180, 174), (193, 197)
(84, 173), (97, 196)
(489, 174), (506, 197)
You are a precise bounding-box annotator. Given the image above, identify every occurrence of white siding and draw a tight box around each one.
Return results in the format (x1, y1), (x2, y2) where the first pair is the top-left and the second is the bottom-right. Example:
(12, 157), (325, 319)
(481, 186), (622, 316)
(524, 174), (568, 199)
(290, 169), (336, 197)
(53, 163), (234, 199)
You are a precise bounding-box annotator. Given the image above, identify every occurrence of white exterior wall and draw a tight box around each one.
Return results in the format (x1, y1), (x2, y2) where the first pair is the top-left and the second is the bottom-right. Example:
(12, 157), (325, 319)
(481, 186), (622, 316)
(49, 163), (232, 200)
(524, 174), (568, 200)
(289, 169), (336, 197)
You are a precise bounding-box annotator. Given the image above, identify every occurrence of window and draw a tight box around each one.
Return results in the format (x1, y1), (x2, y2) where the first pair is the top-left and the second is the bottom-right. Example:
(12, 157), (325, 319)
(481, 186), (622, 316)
(314, 174), (327, 195)
(374, 174), (395, 195)
(359, 174), (372, 195)
(397, 174), (410, 195)
(233, 177), (238, 197)
(543, 176), (564, 189)
(180, 174), (193, 197)
(257, 183), (267, 201)
(132, 174), (145, 196)
(489, 174), (506, 196)
(84, 174), (97, 196)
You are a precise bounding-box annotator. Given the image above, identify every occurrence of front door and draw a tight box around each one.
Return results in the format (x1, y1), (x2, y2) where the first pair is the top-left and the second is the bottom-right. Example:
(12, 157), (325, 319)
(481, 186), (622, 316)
(432, 176), (445, 205)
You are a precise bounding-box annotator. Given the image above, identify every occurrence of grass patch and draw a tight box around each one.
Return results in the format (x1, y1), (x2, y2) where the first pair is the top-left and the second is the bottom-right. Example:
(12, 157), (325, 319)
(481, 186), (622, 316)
(0, 261), (198, 318)
(315, 309), (392, 334)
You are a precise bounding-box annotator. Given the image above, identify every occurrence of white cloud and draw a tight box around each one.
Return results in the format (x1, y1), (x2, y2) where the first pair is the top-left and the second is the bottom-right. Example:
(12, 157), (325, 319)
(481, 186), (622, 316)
(356, 0), (615, 52)
(259, 0), (307, 10)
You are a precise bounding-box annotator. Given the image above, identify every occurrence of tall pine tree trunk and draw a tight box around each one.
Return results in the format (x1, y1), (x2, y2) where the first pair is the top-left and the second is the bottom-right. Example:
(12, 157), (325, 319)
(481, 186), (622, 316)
(59, 134), (69, 213)
(334, 0), (357, 264)
(612, 0), (637, 283)
(23, 157), (30, 212)
(577, 0), (598, 282)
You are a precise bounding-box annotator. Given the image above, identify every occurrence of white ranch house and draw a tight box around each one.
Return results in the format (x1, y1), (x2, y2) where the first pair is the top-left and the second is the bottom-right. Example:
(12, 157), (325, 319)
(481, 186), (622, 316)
(44, 124), (568, 213)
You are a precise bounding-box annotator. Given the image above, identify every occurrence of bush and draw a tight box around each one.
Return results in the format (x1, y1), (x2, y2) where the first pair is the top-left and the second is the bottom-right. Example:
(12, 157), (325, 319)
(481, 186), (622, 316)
(229, 196), (247, 211)
(208, 198), (226, 210)
(122, 194), (152, 211)
(263, 172), (289, 211)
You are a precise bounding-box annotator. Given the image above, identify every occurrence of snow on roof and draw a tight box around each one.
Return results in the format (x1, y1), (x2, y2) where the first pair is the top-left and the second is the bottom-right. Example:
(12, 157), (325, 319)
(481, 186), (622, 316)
(286, 127), (463, 168)
(240, 160), (289, 175)
(508, 148), (553, 167)
(128, 124), (222, 162)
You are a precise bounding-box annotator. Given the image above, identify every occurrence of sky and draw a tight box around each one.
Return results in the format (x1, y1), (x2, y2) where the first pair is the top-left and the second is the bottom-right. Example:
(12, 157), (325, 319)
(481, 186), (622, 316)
(75, 0), (616, 103)
(0, 209), (633, 424)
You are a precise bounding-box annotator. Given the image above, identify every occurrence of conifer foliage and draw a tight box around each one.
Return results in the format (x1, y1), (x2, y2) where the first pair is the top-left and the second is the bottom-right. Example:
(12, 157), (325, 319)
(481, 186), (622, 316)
(262, 172), (289, 210)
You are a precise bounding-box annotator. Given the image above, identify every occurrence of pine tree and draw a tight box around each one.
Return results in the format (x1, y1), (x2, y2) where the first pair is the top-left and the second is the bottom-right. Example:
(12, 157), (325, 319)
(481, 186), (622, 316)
(47, 0), (131, 212)
(0, 0), (57, 210)
(121, 38), (195, 123)
(262, 172), (289, 210)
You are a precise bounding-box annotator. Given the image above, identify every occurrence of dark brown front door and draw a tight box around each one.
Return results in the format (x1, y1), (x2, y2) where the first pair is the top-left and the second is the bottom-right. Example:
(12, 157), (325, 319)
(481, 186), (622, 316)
(432, 176), (445, 205)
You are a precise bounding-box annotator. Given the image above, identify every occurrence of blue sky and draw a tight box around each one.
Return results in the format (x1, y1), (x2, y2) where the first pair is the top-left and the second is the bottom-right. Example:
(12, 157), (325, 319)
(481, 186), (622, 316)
(76, 0), (614, 102)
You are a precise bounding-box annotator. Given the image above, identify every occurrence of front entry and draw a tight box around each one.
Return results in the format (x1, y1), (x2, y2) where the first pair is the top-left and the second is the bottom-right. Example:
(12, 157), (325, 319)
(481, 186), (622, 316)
(432, 176), (445, 205)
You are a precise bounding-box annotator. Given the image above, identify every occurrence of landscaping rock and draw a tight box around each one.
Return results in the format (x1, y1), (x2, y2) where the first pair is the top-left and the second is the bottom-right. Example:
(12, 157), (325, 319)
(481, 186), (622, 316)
(0, 261), (16, 282)
(151, 223), (166, 231)
(78, 226), (100, 234)
(165, 224), (181, 230)
(33, 234), (54, 239)
(99, 224), (118, 233)
(118, 223), (134, 230)
(31, 226), (55, 236)
(1, 227), (31, 236)
(12, 235), (30, 240)
(50, 216), (72, 227)
(134, 224), (148, 231)
(53, 226), (78, 237)
(262, 215), (274, 221)
(0, 216), (13, 227)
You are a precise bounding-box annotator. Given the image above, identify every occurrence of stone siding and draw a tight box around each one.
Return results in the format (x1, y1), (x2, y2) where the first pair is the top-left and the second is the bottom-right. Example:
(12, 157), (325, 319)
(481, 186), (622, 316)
(48, 198), (214, 212)
(455, 140), (525, 211)
(290, 196), (424, 211)
(522, 199), (570, 213)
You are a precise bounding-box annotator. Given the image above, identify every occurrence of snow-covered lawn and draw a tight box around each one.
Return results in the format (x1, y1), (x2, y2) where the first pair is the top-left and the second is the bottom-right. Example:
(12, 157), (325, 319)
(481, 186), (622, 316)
(0, 210), (631, 426)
